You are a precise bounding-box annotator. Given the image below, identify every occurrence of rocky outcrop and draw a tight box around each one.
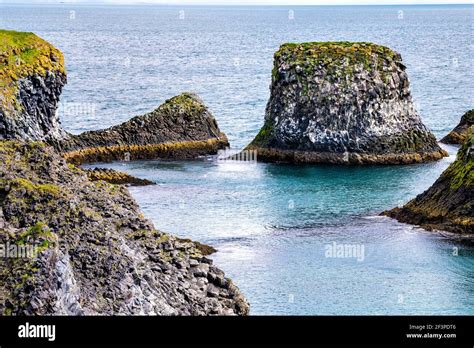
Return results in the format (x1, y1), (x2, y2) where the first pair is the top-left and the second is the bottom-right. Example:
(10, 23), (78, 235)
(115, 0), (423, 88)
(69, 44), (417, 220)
(0, 30), (68, 143)
(0, 141), (249, 315)
(383, 133), (473, 234)
(59, 93), (229, 165)
(85, 168), (154, 186)
(441, 109), (473, 145)
(0, 30), (228, 163)
(247, 42), (447, 164)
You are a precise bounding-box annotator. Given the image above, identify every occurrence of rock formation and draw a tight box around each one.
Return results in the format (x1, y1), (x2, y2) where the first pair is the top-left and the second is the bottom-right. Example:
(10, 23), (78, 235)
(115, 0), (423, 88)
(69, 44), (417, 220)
(441, 109), (473, 145)
(0, 141), (249, 315)
(0, 30), (228, 164)
(383, 133), (473, 234)
(0, 30), (248, 315)
(247, 42), (447, 164)
(60, 93), (229, 165)
(0, 30), (68, 142)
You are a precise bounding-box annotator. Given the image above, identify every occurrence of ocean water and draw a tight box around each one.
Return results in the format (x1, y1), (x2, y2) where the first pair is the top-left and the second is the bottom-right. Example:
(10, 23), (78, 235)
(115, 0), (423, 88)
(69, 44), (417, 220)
(2, 4), (473, 315)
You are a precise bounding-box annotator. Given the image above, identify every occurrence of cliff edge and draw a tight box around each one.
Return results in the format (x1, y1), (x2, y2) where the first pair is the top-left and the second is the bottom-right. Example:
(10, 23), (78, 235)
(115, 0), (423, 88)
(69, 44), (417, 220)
(0, 30), (67, 142)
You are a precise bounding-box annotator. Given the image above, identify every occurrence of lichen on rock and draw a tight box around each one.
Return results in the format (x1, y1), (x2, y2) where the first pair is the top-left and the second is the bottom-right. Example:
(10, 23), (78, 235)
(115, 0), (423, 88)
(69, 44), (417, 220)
(441, 109), (474, 145)
(0, 141), (249, 315)
(248, 42), (447, 164)
(383, 133), (474, 234)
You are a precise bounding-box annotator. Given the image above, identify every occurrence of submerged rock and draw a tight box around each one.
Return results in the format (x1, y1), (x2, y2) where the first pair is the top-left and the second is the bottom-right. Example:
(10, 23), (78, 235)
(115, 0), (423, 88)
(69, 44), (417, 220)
(85, 168), (154, 186)
(60, 93), (229, 165)
(247, 42), (447, 164)
(441, 109), (474, 145)
(0, 30), (68, 142)
(0, 141), (249, 315)
(383, 133), (473, 234)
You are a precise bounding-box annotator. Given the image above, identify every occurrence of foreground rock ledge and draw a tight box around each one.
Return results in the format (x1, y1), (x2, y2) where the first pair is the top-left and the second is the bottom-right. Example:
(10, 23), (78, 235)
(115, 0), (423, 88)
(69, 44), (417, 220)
(0, 141), (249, 315)
(247, 42), (447, 164)
(383, 134), (473, 235)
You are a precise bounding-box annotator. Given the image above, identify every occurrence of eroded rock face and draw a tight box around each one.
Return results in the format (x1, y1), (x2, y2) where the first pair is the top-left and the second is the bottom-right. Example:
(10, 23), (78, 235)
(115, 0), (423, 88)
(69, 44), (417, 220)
(441, 110), (474, 145)
(248, 42), (447, 164)
(383, 134), (473, 234)
(0, 30), (68, 142)
(0, 141), (249, 315)
(59, 93), (229, 164)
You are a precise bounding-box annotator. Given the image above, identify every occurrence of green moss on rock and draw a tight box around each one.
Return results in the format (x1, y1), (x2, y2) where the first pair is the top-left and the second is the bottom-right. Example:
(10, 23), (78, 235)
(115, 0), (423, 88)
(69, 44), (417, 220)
(0, 29), (65, 112)
(384, 133), (474, 234)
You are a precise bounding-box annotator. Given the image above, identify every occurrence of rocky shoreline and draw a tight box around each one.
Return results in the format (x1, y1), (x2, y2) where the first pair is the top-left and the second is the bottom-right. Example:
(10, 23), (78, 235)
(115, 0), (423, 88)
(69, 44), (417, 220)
(0, 141), (249, 315)
(0, 30), (248, 315)
(247, 42), (447, 164)
(0, 28), (472, 317)
(85, 168), (155, 186)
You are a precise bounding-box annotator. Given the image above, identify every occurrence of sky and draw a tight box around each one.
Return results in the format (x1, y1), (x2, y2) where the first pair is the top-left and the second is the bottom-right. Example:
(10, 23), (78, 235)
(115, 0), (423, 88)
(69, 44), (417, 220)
(3, 0), (473, 5)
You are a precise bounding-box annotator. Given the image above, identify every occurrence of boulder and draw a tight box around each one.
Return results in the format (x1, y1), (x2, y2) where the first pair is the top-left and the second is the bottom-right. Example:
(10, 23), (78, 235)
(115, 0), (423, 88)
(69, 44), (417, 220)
(247, 42), (447, 164)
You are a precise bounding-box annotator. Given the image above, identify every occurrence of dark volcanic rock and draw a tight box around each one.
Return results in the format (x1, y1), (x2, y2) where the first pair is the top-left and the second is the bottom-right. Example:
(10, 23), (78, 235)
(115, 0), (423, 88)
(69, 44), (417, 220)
(441, 109), (474, 145)
(247, 42), (447, 164)
(0, 30), (68, 143)
(59, 93), (229, 165)
(0, 141), (249, 315)
(383, 133), (474, 235)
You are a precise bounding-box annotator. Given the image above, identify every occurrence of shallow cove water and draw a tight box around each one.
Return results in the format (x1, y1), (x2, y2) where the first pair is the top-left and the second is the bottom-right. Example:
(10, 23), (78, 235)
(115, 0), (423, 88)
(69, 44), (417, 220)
(2, 4), (473, 314)
(85, 146), (474, 315)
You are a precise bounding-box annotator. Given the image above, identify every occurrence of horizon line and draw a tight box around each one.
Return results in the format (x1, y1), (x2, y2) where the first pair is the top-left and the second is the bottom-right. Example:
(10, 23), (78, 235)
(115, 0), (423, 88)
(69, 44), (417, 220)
(2, 1), (473, 6)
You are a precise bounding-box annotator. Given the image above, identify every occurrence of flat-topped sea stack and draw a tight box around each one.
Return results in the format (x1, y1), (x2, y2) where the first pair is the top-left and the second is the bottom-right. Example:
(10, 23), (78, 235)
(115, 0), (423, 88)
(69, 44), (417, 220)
(248, 42), (447, 164)
(60, 93), (229, 165)
(0, 30), (68, 142)
(441, 109), (473, 145)
(383, 133), (473, 235)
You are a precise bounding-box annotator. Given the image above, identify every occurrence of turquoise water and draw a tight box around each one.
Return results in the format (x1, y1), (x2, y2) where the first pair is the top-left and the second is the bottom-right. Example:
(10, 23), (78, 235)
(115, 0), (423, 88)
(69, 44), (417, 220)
(86, 146), (474, 315)
(2, 4), (473, 314)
